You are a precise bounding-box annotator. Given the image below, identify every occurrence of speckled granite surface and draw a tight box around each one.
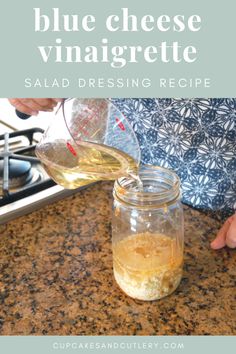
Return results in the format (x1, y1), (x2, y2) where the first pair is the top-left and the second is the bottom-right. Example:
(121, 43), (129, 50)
(0, 182), (235, 335)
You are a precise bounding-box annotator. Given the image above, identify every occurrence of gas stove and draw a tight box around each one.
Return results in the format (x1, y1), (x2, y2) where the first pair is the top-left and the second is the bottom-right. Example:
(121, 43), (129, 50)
(0, 127), (89, 224)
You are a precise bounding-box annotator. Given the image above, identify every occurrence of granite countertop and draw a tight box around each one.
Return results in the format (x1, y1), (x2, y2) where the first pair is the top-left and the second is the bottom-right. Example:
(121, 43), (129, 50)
(0, 182), (235, 335)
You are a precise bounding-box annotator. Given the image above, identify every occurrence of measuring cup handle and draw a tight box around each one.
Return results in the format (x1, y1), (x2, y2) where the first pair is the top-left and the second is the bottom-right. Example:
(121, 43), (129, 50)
(15, 109), (31, 120)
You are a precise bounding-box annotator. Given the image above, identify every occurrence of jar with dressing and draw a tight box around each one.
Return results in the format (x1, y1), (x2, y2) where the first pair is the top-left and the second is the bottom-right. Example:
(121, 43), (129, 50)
(112, 165), (184, 301)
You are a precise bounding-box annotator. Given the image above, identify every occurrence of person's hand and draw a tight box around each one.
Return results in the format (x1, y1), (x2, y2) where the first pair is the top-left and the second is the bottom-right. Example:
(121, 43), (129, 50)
(8, 98), (62, 116)
(211, 214), (236, 249)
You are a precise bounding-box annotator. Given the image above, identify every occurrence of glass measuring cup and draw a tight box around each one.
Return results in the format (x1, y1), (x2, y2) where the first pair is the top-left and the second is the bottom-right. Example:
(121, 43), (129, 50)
(36, 98), (141, 189)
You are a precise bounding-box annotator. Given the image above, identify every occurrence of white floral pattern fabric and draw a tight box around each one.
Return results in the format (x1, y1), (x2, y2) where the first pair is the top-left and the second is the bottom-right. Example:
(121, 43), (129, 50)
(112, 98), (236, 218)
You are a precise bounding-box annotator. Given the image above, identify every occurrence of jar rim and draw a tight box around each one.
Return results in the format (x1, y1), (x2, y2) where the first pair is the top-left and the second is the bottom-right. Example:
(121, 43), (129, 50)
(114, 164), (180, 207)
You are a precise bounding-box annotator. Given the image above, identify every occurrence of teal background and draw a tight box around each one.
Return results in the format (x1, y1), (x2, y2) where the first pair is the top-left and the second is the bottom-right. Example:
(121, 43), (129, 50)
(0, 0), (235, 97)
(0, 336), (235, 354)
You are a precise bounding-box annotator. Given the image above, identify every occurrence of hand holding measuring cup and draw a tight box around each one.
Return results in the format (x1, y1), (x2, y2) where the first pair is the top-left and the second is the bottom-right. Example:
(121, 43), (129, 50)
(9, 98), (62, 116)
(35, 98), (141, 189)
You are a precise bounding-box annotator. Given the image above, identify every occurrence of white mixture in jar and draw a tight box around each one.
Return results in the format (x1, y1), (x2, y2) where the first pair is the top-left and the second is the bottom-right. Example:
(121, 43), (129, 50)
(113, 233), (183, 301)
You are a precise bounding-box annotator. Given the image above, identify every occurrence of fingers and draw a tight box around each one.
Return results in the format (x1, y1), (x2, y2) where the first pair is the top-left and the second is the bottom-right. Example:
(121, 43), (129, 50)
(211, 215), (235, 250)
(9, 99), (38, 116)
(225, 214), (236, 248)
(8, 98), (62, 116)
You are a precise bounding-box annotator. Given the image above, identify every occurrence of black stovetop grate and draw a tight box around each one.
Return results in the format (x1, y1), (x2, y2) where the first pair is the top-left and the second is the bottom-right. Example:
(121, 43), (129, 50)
(0, 128), (55, 206)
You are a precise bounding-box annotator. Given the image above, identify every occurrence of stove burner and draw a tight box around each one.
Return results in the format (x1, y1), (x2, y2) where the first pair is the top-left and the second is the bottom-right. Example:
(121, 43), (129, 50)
(0, 128), (55, 203)
(0, 127), (91, 224)
(0, 159), (33, 188)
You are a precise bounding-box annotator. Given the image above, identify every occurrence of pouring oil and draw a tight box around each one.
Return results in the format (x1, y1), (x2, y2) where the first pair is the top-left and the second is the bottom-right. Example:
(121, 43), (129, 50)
(36, 139), (142, 189)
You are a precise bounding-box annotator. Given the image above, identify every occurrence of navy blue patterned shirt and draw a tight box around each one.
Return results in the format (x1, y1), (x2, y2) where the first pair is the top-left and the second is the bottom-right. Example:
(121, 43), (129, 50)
(112, 98), (236, 219)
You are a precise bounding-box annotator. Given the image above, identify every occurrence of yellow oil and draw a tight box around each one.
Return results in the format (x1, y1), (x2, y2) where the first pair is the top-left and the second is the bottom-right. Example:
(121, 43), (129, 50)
(36, 140), (139, 189)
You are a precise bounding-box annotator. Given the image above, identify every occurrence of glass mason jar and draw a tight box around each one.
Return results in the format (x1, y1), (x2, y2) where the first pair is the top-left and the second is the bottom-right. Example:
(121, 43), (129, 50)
(112, 165), (184, 301)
